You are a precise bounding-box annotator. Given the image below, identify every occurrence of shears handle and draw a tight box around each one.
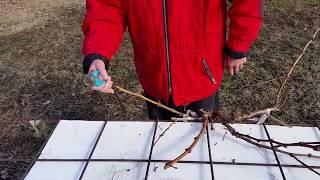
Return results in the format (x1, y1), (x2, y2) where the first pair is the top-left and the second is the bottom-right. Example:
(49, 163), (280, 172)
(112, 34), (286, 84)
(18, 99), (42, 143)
(90, 70), (106, 87)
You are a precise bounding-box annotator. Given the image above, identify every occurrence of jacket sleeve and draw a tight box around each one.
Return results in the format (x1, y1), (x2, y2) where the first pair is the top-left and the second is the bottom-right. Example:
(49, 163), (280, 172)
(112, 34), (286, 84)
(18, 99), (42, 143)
(82, 0), (127, 60)
(226, 0), (264, 58)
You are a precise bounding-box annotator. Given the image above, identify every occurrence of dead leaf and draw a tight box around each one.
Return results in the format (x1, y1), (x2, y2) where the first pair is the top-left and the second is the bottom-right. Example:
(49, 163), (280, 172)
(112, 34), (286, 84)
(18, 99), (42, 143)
(42, 100), (51, 105)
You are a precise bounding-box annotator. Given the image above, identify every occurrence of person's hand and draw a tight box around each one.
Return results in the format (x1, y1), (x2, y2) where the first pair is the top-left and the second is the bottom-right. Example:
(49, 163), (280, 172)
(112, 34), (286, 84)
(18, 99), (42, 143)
(225, 56), (247, 76)
(89, 59), (114, 93)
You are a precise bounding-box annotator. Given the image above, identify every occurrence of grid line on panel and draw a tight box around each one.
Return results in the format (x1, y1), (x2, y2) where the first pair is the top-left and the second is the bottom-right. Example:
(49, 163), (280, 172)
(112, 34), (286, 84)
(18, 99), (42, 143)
(20, 120), (60, 180)
(30, 158), (320, 169)
(144, 120), (159, 180)
(78, 121), (108, 180)
(206, 126), (215, 180)
(21, 120), (320, 179)
(263, 124), (287, 180)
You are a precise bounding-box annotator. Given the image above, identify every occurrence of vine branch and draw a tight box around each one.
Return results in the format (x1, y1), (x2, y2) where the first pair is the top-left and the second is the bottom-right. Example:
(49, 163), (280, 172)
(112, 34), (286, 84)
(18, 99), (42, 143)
(275, 28), (320, 107)
(115, 86), (184, 117)
(213, 112), (320, 176)
(164, 114), (209, 169)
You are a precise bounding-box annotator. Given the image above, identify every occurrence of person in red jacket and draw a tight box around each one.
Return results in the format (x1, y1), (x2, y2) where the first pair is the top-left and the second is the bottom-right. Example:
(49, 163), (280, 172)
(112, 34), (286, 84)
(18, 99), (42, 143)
(82, 0), (264, 119)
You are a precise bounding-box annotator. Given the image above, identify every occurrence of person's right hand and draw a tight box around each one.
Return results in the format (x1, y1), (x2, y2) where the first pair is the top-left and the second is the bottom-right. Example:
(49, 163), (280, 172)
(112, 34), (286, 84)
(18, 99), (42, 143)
(89, 59), (114, 94)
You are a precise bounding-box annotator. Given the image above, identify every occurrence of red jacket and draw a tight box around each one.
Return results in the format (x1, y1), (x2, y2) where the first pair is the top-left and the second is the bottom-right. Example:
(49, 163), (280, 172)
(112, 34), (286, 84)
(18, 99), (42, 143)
(82, 0), (264, 106)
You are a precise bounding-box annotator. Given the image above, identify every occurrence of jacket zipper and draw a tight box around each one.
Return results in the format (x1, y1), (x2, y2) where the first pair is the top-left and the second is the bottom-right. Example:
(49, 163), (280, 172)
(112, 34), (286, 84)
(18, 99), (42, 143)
(162, 0), (173, 95)
(202, 58), (217, 84)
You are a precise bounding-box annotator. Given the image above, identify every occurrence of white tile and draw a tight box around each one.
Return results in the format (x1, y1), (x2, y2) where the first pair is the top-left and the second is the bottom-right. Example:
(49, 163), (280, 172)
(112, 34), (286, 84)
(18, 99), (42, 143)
(148, 162), (212, 180)
(214, 165), (320, 180)
(82, 162), (147, 180)
(209, 123), (272, 164)
(152, 122), (210, 161)
(92, 121), (155, 159)
(214, 165), (282, 180)
(25, 162), (85, 180)
(39, 120), (105, 159)
(282, 167), (320, 180)
(82, 162), (213, 180)
(26, 120), (320, 180)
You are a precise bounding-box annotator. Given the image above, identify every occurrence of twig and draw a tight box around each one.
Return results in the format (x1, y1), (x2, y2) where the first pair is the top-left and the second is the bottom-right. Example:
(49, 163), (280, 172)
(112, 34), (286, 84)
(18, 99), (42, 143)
(115, 86), (184, 117)
(164, 115), (209, 169)
(235, 108), (279, 121)
(153, 121), (176, 146)
(213, 113), (320, 176)
(275, 28), (320, 107)
(273, 142), (320, 151)
(255, 76), (286, 86)
(235, 75), (286, 90)
(216, 114), (320, 155)
(268, 115), (291, 127)
(222, 132), (227, 141)
(171, 116), (204, 121)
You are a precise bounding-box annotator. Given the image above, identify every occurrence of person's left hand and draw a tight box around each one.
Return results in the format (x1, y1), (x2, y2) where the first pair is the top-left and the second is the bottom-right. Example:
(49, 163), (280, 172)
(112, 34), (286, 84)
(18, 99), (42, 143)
(225, 56), (247, 76)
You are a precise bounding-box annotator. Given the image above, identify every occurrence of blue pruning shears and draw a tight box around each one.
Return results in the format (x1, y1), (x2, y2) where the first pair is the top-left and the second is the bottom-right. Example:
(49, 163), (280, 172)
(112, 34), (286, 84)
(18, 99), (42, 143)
(87, 69), (126, 112)
(90, 70), (106, 87)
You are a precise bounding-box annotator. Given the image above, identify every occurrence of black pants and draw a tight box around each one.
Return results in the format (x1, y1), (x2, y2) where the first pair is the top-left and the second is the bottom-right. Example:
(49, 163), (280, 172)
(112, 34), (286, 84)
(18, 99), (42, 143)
(146, 91), (220, 120)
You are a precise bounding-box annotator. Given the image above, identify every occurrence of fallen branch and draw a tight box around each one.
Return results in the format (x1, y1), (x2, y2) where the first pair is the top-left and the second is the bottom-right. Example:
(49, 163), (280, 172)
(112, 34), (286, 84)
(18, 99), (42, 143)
(164, 115), (209, 169)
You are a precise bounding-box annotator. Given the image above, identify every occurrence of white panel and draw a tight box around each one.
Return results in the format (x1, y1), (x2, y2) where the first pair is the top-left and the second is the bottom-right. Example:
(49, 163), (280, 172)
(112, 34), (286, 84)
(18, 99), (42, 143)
(265, 125), (320, 166)
(214, 165), (320, 180)
(282, 167), (320, 180)
(209, 123), (272, 164)
(25, 162), (85, 180)
(82, 162), (212, 180)
(214, 165), (281, 180)
(92, 121), (155, 159)
(148, 162), (212, 180)
(152, 122), (209, 161)
(82, 162), (147, 180)
(25, 120), (320, 180)
(39, 120), (105, 159)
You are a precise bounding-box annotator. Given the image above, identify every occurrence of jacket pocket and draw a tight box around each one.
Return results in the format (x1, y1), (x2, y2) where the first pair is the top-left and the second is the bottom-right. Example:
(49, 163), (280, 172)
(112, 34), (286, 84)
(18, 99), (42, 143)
(202, 58), (217, 84)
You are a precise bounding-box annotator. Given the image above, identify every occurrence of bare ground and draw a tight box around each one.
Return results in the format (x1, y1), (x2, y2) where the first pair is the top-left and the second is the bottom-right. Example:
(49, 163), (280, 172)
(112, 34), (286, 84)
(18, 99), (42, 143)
(0, 0), (319, 179)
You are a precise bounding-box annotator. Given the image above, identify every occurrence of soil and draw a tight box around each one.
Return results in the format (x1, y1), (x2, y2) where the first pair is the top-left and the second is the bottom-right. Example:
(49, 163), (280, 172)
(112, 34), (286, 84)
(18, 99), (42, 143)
(0, 0), (319, 179)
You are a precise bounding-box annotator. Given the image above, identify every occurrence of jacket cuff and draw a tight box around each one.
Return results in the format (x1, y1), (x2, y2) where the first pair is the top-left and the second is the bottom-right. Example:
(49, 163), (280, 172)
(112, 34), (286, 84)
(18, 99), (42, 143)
(224, 46), (249, 59)
(83, 53), (110, 74)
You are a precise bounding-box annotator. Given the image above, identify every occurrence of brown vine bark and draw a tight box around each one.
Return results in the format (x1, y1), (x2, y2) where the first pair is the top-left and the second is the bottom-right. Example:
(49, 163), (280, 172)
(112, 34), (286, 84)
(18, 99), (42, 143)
(164, 115), (209, 169)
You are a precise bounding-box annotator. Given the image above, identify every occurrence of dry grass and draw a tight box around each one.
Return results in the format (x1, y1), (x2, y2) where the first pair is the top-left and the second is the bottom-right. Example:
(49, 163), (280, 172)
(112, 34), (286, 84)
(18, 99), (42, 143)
(221, 5), (320, 125)
(0, 0), (319, 179)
